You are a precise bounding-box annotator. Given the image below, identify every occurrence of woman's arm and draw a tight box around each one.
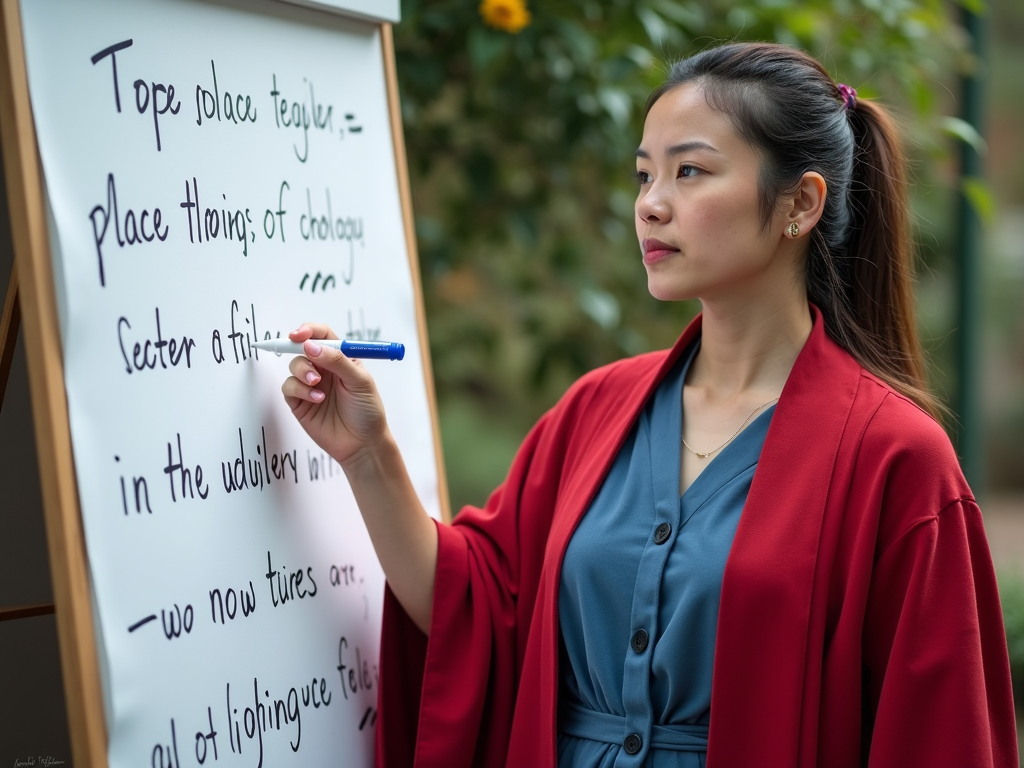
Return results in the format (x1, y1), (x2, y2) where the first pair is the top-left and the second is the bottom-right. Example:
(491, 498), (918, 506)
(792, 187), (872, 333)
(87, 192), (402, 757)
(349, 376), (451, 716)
(281, 323), (437, 633)
(862, 498), (1017, 767)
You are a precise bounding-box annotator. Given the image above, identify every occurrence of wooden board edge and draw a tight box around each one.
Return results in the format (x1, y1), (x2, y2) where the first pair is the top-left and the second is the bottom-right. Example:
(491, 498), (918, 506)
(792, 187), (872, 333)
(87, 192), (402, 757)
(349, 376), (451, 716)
(0, 0), (108, 764)
(381, 23), (453, 524)
(0, 260), (19, 406)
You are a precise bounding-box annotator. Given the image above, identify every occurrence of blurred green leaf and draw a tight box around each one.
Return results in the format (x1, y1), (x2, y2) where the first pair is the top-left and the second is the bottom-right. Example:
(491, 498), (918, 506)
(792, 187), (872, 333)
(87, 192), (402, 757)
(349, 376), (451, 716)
(941, 115), (989, 155)
(598, 87), (633, 126)
(962, 177), (996, 226)
(636, 7), (670, 45)
(579, 287), (622, 330)
(956, 0), (988, 16)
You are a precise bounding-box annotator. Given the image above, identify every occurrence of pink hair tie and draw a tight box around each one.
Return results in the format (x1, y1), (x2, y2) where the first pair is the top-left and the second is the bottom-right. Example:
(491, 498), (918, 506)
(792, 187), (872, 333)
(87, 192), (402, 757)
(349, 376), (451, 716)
(837, 83), (857, 111)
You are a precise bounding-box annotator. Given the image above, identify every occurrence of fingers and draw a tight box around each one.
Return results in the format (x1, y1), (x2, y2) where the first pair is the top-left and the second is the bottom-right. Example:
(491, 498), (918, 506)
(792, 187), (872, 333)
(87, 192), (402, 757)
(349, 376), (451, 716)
(289, 354), (322, 387)
(289, 323), (339, 343)
(282, 374), (325, 406)
(301, 339), (375, 393)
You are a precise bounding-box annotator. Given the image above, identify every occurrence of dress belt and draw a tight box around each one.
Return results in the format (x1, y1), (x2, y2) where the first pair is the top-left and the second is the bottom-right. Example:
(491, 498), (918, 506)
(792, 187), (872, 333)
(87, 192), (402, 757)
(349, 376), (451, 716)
(560, 701), (709, 752)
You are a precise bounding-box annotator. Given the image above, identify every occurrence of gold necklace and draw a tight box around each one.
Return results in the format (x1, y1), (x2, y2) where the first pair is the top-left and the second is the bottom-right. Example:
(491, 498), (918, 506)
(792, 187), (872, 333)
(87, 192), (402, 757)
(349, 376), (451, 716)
(682, 397), (779, 459)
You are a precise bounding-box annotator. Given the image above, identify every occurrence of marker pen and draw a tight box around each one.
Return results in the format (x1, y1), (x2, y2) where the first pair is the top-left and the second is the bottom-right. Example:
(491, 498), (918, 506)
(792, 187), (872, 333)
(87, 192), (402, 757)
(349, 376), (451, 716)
(252, 338), (405, 360)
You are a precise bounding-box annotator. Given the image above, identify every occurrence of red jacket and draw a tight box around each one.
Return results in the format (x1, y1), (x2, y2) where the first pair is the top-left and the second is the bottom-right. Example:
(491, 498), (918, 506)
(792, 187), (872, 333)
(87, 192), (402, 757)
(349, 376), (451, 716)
(377, 309), (1018, 767)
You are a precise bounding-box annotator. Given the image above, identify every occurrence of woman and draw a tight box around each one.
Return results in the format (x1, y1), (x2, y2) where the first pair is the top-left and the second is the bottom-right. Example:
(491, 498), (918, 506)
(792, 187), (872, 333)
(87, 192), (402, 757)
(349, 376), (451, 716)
(281, 43), (1017, 767)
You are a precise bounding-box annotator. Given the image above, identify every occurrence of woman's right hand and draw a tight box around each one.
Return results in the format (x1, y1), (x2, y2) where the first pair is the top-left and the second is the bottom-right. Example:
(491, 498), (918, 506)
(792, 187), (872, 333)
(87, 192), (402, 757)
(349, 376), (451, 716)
(282, 321), (438, 634)
(282, 323), (438, 634)
(281, 323), (389, 467)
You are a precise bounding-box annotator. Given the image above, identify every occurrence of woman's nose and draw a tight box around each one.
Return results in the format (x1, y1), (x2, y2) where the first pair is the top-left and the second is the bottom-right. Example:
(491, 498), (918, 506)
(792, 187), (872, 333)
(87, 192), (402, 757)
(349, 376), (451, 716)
(636, 187), (670, 223)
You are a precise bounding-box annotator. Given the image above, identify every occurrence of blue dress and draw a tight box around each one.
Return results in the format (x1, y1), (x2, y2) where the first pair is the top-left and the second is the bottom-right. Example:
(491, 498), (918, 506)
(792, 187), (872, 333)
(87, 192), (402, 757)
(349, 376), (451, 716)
(557, 343), (774, 768)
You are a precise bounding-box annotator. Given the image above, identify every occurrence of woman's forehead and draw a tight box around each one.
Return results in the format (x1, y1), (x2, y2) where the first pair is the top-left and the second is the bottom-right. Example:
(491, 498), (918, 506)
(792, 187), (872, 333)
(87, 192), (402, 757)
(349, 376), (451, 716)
(640, 84), (744, 156)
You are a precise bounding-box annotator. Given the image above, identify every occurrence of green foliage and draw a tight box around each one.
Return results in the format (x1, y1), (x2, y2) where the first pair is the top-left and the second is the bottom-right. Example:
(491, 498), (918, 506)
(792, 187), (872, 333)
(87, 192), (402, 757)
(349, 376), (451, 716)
(394, 0), (967, 509)
(998, 570), (1024, 703)
(962, 177), (997, 227)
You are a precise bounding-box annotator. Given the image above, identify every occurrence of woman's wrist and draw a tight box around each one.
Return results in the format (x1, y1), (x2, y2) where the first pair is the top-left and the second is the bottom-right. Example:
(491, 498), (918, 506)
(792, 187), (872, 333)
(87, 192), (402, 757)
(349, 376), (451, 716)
(339, 429), (401, 481)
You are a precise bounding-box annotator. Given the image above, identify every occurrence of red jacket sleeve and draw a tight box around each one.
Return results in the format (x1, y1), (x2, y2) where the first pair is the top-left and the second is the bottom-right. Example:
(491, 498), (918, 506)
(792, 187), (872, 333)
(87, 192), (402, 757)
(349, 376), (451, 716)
(863, 497), (1018, 767)
(376, 406), (566, 768)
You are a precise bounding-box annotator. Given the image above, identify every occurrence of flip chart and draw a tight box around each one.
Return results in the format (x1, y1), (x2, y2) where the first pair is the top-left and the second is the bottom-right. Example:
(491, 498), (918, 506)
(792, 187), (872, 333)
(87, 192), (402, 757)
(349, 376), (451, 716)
(19, 0), (440, 764)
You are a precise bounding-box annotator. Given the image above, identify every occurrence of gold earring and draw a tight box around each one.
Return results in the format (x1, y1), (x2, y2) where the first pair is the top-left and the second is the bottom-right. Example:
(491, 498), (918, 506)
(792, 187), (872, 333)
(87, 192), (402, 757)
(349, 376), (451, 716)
(787, 222), (800, 238)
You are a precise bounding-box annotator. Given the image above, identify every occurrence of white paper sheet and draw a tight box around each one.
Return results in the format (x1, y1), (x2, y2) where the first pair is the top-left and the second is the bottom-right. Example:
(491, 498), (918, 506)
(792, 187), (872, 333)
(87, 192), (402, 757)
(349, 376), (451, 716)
(20, 1), (439, 764)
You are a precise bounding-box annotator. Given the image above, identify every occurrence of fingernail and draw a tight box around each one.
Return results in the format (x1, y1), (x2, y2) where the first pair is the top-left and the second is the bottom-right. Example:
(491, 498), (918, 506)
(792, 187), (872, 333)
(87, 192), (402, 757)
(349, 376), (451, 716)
(310, 390), (325, 402)
(306, 372), (319, 385)
(305, 340), (322, 357)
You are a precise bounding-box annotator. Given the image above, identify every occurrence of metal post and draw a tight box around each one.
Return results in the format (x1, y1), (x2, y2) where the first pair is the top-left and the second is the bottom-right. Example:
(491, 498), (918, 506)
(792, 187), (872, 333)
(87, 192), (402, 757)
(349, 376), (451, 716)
(954, 6), (986, 494)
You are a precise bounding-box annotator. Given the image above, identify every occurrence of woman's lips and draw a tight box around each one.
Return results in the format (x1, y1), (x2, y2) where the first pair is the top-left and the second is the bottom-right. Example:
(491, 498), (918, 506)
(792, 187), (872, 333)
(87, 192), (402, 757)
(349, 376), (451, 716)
(642, 238), (679, 264)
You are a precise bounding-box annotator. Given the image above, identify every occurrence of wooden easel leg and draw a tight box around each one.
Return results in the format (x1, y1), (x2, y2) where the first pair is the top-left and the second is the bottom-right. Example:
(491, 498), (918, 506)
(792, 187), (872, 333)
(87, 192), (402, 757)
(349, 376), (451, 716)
(0, 262), (19, 410)
(0, 602), (55, 621)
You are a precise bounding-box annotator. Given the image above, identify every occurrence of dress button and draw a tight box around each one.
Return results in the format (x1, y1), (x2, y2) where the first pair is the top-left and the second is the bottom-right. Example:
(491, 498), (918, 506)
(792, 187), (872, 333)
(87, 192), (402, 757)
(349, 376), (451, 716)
(653, 522), (672, 544)
(623, 733), (642, 755)
(630, 629), (649, 654)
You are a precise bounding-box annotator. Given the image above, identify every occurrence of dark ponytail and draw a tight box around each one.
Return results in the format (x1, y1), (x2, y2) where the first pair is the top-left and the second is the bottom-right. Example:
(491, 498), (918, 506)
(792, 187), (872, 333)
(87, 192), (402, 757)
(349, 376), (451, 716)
(648, 43), (942, 421)
(839, 100), (935, 416)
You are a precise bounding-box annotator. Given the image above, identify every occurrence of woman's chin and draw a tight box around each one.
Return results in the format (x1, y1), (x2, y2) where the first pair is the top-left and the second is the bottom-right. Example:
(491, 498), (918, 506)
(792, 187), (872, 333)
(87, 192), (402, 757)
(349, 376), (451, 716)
(646, 274), (697, 303)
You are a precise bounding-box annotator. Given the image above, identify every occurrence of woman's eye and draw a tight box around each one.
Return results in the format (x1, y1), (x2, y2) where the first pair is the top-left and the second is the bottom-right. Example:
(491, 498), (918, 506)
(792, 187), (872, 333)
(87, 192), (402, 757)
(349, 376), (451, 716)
(634, 169), (651, 186)
(678, 164), (701, 178)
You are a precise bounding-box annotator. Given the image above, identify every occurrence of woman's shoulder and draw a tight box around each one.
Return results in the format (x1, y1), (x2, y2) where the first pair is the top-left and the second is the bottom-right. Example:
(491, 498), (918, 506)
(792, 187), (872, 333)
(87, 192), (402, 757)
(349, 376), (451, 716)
(556, 348), (673, 411)
(521, 348), (677, 451)
(854, 371), (958, 468)
(851, 370), (974, 533)
(575, 347), (672, 389)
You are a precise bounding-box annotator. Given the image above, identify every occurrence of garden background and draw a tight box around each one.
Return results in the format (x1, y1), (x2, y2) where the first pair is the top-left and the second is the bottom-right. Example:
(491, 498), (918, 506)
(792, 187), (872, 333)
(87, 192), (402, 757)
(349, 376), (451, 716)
(394, 0), (1024, 733)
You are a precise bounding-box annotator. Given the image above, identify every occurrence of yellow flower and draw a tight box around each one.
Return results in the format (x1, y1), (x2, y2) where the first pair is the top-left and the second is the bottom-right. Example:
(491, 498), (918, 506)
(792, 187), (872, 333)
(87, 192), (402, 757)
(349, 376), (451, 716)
(479, 0), (531, 34)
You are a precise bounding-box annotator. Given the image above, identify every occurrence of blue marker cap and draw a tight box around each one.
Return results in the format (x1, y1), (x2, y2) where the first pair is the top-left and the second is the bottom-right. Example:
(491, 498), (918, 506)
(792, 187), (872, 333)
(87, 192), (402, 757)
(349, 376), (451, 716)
(339, 340), (405, 361)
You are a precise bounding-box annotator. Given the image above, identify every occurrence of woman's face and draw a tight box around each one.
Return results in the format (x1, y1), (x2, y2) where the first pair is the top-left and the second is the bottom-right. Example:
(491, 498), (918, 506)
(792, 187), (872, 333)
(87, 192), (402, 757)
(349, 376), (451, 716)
(635, 83), (789, 303)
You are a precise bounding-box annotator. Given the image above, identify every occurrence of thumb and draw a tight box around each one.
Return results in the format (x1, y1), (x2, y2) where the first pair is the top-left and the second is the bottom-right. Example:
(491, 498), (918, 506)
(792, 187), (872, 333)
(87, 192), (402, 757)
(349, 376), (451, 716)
(304, 340), (374, 392)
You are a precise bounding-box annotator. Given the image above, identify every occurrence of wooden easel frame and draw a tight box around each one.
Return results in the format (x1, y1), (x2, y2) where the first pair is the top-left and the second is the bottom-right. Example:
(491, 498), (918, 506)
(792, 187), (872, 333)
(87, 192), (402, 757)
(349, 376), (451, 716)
(0, 2), (449, 764)
(1, 261), (19, 408)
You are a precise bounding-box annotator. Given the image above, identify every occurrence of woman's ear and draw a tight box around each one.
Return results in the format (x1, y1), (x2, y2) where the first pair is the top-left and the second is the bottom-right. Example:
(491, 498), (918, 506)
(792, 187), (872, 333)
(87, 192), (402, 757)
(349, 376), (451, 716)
(782, 172), (827, 238)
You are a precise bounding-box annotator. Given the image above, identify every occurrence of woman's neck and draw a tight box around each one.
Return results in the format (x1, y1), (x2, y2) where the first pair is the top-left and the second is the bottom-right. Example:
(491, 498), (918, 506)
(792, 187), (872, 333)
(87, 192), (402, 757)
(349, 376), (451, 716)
(689, 294), (812, 401)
